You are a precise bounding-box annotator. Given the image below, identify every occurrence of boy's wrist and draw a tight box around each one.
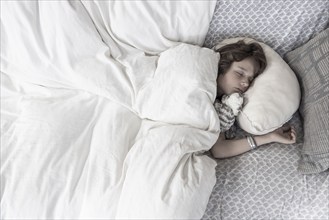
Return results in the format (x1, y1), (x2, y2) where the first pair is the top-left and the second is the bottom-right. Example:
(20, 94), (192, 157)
(254, 133), (273, 147)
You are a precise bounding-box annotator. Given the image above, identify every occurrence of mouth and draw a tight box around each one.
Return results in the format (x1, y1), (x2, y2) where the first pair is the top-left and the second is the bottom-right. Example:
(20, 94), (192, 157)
(235, 88), (243, 94)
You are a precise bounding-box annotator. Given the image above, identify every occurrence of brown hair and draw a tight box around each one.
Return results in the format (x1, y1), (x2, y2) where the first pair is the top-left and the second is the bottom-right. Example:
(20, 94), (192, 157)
(215, 40), (267, 77)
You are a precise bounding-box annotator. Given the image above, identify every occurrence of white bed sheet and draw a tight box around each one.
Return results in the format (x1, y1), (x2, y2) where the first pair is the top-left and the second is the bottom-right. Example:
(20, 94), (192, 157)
(1, 0), (218, 219)
(1, 73), (141, 218)
(81, 0), (215, 56)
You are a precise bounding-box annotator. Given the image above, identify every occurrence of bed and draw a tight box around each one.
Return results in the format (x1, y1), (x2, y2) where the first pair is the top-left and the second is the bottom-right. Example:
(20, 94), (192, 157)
(1, 0), (329, 219)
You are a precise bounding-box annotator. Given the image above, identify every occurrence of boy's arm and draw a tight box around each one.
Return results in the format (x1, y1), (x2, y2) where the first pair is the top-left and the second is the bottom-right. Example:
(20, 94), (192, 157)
(211, 125), (296, 158)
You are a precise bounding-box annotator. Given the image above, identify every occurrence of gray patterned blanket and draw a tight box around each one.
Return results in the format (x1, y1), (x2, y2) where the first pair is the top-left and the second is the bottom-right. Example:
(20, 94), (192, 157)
(203, 0), (329, 218)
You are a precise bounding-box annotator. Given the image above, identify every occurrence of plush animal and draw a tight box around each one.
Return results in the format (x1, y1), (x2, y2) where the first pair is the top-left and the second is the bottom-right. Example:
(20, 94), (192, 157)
(214, 93), (244, 132)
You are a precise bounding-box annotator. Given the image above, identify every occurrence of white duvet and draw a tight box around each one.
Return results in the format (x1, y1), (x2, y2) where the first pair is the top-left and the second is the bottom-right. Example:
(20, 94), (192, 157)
(1, 1), (219, 219)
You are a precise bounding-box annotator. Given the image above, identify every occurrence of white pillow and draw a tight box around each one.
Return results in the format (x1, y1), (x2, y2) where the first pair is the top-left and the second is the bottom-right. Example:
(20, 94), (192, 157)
(214, 38), (301, 135)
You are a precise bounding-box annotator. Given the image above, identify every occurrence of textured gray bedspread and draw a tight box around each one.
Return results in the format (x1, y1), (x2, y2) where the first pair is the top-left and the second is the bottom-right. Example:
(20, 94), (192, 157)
(202, 1), (329, 218)
(203, 113), (329, 219)
(204, 0), (329, 57)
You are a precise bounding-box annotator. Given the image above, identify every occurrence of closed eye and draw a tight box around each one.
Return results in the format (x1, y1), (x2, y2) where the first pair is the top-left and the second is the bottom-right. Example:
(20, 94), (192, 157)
(235, 71), (243, 76)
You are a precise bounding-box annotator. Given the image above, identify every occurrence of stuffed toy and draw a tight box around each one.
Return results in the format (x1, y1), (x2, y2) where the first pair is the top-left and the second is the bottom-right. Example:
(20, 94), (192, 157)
(214, 93), (244, 132)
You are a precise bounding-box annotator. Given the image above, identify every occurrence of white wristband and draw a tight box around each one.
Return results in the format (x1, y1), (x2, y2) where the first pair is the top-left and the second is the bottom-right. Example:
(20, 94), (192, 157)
(247, 136), (257, 150)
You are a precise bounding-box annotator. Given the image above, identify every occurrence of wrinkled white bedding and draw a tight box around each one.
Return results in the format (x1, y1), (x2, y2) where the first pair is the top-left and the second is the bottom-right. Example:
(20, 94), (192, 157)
(1, 1), (219, 219)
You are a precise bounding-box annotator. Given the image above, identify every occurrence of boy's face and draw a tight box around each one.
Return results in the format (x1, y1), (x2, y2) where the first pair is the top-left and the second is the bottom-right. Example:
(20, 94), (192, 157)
(217, 57), (256, 95)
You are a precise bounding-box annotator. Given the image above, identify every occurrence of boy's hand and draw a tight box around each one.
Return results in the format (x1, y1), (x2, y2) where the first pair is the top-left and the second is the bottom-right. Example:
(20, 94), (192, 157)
(268, 125), (296, 144)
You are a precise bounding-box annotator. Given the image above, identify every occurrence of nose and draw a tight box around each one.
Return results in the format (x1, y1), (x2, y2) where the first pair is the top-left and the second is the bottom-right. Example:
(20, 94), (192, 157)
(240, 81), (249, 88)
